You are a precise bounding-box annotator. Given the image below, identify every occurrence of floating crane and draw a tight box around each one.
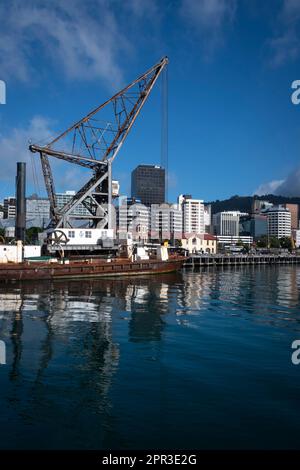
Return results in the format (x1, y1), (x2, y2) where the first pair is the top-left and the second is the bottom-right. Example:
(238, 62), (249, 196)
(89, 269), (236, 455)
(29, 57), (168, 237)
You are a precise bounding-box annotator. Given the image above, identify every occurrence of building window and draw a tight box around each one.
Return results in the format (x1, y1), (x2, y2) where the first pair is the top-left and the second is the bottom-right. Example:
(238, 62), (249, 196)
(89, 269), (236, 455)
(85, 231), (92, 238)
(68, 231), (75, 238)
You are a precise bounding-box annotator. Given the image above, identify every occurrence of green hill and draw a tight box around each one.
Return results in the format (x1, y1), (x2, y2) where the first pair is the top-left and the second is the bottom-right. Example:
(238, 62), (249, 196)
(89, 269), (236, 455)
(209, 195), (300, 215)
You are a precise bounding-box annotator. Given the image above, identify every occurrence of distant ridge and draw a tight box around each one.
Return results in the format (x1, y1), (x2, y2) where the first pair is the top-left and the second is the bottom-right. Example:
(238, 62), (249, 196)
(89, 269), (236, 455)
(208, 194), (300, 215)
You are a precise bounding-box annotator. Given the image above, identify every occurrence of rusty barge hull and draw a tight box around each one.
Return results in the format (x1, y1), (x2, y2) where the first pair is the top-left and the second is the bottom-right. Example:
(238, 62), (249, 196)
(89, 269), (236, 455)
(0, 257), (185, 282)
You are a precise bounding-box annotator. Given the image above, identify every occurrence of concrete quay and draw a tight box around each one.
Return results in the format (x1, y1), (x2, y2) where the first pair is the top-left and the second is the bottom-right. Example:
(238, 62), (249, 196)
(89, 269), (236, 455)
(183, 254), (300, 268)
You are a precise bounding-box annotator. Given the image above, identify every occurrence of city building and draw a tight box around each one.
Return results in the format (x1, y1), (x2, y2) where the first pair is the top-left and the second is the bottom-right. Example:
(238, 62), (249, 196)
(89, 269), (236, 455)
(216, 235), (253, 247)
(170, 204), (183, 241)
(264, 206), (291, 238)
(3, 197), (16, 219)
(283, 203), (298, 230)
(239, 214), (268, 238)
(112, 180), (120, 197)
(292, 229), (300, 248)
(118, 197), (149, 242)
(4, 226), (15, 238)
(178, 194), (204, 236)
(150, 203), (182, 242)
(181, 233), (217, 254)
(213, 211), (248, 236)
(131, 165), (165, 206)
(26, 195), (50, 227)
(204, 204), (212, 233)
(252, 199), (273, 213)
(55, 191), (90, 217)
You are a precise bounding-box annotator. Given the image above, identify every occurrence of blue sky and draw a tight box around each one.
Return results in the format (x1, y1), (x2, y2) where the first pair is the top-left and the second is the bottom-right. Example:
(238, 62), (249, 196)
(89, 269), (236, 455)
(1, 0), (300, 203)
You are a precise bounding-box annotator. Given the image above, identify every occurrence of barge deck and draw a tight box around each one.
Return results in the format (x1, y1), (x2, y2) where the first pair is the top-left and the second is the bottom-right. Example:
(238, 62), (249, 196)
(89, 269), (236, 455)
(0, 256), (185, 282)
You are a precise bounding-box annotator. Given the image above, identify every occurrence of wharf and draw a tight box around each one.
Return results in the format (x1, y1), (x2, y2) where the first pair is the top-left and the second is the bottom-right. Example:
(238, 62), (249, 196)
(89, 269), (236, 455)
(184, 254), (300, 268)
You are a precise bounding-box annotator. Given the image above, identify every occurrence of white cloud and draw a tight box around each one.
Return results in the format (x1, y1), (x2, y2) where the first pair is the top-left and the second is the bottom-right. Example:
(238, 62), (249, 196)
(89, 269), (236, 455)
(56, 166), (86, 194)
(268, 28), (300, 68)
(180, 0), (237, 56)
(253, 179), (284, 196)
(274, 167), (300, 196)
(0, 0), (130, 86)
(254, 165), (300, 196)
(282, 0), (300, 21)
(124, 0), (159, 19)
(0, 116), (52, 177)
(0, 116), (88, 197)
(268, 0), (300, 67)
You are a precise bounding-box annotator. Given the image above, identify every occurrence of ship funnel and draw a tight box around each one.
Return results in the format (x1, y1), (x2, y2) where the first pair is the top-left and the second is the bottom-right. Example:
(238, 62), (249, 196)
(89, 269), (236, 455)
(15, 162), (26, 242)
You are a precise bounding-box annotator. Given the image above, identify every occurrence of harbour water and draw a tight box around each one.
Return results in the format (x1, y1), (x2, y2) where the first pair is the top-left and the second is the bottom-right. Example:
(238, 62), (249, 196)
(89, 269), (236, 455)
(0, 265), (300, 449)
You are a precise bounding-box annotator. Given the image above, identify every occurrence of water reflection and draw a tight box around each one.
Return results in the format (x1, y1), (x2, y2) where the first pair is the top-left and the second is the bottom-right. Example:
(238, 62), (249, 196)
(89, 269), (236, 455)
(0, 267), (300, 380)
(0, 266), (300, 449)
(0, 267), (299, 371)
(175, 266), (300, 330)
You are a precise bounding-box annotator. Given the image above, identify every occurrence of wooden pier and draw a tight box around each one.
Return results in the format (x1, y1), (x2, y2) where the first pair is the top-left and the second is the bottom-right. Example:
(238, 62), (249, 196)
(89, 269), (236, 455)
(184, 254), (300, 269)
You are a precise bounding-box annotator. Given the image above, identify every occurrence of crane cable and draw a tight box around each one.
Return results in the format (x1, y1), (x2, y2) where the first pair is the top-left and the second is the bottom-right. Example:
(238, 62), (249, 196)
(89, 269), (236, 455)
(161, 65), (168, 202)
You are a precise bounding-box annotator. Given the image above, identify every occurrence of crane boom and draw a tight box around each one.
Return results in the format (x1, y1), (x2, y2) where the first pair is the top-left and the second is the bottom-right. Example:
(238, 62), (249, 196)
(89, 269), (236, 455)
(29, 57), (168, 229)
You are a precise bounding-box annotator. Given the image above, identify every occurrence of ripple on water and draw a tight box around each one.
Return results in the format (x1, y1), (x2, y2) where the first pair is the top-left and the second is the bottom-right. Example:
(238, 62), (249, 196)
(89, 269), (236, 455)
(0, 266), (300, 449)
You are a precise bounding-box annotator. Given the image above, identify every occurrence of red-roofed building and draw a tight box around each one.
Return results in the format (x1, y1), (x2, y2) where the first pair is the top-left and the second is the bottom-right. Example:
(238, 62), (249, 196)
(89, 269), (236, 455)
(181, 233), (217, 254)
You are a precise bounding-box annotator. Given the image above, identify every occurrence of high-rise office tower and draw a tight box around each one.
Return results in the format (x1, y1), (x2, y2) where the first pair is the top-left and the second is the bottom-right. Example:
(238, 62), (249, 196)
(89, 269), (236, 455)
(131, 165), (165, 206)
(213, 211), (247, 236)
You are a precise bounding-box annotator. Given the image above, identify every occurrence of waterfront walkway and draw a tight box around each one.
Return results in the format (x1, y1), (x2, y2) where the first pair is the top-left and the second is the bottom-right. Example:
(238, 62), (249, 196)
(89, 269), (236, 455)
(184, 254), (300, 268)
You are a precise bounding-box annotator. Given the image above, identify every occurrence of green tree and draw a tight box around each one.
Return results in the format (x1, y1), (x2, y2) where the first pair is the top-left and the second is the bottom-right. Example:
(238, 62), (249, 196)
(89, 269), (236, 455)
(26, 227), (43, 244)
(279, 236), (293, 251)
(269, 237), (280, 249)
(256, 235), (268, 248)
(236, 239), (250, 252)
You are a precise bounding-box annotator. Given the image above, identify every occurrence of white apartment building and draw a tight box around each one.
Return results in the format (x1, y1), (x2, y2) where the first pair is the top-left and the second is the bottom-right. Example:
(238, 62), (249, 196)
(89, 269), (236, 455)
(26, 196), (50, 226)
(204, 204), (211, 232)
(55, 191), (90, 217)
(265, 206), (291, 238)
(252, 199), (273, 213)
(170, 204), (183, 239)
(213, 211), (247, 236)
(216, 235), (253, 246)
(3, 197), (16, 219)
(112, 180), (120, 197)
(178, 194), (204, 235)
(118, 197), (150, 242)
(150, 203), (183, 241)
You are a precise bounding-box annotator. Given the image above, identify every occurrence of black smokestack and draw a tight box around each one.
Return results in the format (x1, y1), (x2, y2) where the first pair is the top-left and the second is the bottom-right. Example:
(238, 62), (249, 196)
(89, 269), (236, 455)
(15, 162), (26, 242)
